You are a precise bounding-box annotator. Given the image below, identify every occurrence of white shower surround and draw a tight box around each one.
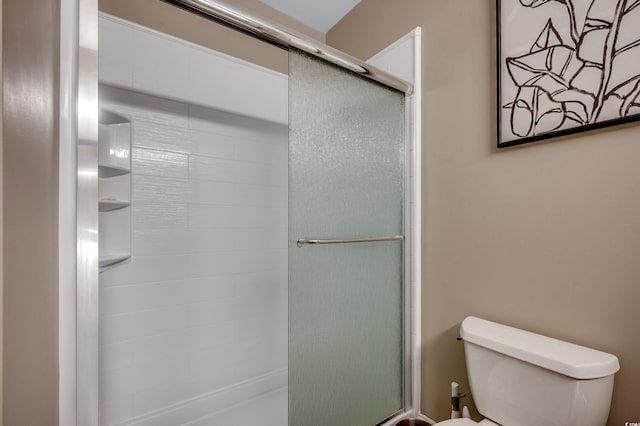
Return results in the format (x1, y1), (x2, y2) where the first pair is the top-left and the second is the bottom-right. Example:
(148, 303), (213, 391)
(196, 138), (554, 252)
(59, 11), (422, 426)
(97, 88), (288, 425)
(98, 14), (288, 125)
(98, 14), (288, 425)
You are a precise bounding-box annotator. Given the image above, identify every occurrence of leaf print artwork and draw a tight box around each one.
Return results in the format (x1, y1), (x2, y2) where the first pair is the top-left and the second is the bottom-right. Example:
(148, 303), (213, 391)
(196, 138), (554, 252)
(498, 0), (640, 146)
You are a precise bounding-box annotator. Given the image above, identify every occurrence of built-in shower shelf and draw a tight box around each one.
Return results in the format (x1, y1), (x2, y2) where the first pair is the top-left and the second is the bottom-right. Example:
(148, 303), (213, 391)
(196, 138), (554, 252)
(99, 253), (131, 269)
(99, 164), (130, 178)
(99, 199), (131, 212)
(99, 108), (132, 273)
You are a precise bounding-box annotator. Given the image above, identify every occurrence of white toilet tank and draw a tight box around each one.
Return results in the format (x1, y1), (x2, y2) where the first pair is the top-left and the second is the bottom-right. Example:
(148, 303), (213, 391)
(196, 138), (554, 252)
(460, 317), (620, 426)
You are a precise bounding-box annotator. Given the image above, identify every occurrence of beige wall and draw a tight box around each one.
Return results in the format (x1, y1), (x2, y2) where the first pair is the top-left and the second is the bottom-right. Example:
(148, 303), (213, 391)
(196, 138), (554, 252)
(329, 1), (640, 424)
(3, 0), (60, 424)
(0, 0), (633, 423)
(98, 0), (324, 74)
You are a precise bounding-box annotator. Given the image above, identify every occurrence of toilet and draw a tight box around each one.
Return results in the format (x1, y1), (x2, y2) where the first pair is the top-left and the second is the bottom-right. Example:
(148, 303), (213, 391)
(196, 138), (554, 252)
(435, 316), (620, 426)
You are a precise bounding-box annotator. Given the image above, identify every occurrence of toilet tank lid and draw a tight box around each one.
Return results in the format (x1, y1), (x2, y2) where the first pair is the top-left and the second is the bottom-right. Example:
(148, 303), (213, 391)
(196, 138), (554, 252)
(460, 317), (620, 379)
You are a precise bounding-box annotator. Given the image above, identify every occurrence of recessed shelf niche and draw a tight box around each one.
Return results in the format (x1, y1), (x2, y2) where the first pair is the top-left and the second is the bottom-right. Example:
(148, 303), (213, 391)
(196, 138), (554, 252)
(99, 109), (132, 272)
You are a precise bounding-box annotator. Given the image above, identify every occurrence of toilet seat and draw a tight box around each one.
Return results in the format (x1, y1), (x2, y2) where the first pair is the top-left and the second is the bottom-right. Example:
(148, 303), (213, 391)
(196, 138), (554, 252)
(434, 419), (498, 426)
(434, 419), (477, 425)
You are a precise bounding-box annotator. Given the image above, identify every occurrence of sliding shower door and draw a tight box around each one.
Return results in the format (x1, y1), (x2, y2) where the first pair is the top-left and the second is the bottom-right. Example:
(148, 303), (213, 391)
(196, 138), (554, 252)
(289, 49), (405, 426)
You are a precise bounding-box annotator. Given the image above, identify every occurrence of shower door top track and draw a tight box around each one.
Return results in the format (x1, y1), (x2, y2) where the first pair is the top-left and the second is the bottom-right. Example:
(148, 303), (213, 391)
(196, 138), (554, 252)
(160, 0), (414, 95)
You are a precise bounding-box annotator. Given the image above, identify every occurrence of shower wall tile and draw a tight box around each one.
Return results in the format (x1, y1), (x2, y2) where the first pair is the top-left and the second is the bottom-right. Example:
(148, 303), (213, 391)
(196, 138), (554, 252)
(193, 182), (286, 209)
(133, 122), (193, 154)
(188, 155), (287, 187)
(99, 396), (134, 426)
(234, 269), (288, 301)
(230, 228), (288, 250)
(188, 204), (288, 229)
(235, 138), (289, 167)
(132, 148), (189, 179)
(132, 321), (235, 362)
(131, 229), (212, 256)
(100, 298), (237, 345)
(99, 86), (287, 425)
(100, 254), (191, 287)
(101, 350), (191, 400)
(133, 175), (191, 204)
(100, 340), (135, 373)
(187, 249), (287, 277)
(189, 129), (246, 161)
(100, 86), (190, 129)
(185, 388), (287, 426)
(131, 202), (188, 230)
(99, 277), (235, 316)
(188, 104), (286, 142)
(101, 250), (287, 288)
(130, 367), (237, 419)
(188, 181), (250, 206)
(132, 228), (287, 256)
(192, 158), (286, 188)
(134, 122), (286, 164)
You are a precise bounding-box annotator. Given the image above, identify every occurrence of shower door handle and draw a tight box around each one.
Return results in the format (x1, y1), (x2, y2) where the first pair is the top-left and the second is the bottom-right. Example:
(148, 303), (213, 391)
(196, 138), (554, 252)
(296, 235), (404, 248)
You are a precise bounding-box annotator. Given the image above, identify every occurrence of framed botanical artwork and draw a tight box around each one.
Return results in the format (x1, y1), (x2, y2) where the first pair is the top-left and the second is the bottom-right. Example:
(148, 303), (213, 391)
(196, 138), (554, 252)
(497, 0), (640, 148)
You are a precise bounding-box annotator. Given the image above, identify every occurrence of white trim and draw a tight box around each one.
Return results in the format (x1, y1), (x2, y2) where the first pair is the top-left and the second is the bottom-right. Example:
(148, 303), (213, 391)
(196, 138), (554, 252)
(412, 26), (423, 420)
(76, 0), (100, 423)
(183, 387), (286, 425)
(368, 27), (423, 420)
(120, 369), (287, 426)
(59, 0), (78, 424)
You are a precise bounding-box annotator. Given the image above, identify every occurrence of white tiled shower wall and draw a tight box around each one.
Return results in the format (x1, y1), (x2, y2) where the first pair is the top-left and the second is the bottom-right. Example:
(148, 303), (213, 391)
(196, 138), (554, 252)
(98, 86), (288, 425)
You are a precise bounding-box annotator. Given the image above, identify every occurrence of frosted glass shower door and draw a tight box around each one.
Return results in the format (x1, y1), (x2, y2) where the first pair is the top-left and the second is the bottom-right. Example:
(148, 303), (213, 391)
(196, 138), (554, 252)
(289, 49), (405, 426)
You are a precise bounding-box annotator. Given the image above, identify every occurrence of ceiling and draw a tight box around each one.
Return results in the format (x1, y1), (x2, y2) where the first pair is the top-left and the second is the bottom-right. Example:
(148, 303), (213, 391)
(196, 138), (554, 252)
(259, 0), (362, 33)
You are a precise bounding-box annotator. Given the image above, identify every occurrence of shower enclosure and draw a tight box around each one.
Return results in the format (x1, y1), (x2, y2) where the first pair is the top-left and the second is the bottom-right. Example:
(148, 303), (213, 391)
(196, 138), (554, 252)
(67, 0), (421, 425)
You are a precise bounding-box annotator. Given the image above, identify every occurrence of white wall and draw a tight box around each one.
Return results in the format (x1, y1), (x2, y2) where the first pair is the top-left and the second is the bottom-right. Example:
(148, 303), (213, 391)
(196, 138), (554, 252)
(98, 86), (288, 426)
(99, 14), (288, 125)
(98, 14), (289, 425)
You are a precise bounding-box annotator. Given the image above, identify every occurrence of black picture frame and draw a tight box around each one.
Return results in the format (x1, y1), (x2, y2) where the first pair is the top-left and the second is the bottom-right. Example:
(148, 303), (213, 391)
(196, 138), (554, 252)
(497, 0), (640, 148)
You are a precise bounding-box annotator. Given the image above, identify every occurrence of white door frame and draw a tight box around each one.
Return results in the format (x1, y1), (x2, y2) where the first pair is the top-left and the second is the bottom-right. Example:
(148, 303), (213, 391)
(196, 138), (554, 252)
(59, 0), (99, 425)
